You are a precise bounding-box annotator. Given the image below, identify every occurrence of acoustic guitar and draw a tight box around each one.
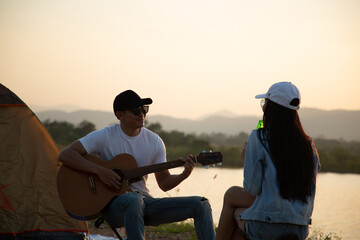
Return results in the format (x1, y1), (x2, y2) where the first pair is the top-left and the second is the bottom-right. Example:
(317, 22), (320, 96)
(57, 152), (223, 220)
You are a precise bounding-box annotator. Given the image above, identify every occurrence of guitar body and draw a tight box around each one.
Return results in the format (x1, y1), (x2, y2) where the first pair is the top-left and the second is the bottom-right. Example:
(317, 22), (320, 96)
(57, 154), (137, 220)
(57, 151), (222, 220)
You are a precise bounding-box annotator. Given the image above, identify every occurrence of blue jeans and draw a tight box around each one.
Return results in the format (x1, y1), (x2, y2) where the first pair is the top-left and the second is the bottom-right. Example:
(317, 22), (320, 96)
(102, 192), (215, 240)
(245, 220), (309, 240)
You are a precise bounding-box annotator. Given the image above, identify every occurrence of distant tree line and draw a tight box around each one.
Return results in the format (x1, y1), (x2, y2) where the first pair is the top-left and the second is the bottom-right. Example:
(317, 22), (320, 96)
(146, 122), (212, 161)
(43, 119), (96, 149)
(43, 119), (360, 174)
(315, 138), (360, 173)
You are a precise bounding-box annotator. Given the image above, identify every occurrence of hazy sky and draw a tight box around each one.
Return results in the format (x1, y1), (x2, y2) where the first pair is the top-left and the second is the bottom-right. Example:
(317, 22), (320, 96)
(1, 0), (359, 119)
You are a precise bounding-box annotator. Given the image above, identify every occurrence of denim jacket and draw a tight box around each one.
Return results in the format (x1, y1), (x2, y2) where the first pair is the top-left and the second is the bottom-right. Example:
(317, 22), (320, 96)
(239, 130), (320, 226)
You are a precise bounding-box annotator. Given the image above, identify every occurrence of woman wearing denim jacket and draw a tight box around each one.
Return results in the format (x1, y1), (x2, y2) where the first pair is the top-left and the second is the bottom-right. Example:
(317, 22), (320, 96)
(216, 82), (320, 240)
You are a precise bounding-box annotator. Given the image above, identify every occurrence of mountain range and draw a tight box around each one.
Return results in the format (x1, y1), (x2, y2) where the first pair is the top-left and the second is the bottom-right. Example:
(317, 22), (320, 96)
(36, 108), (360, 141)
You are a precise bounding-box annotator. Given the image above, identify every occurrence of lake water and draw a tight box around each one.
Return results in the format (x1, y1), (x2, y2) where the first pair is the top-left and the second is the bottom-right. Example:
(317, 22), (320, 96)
(147, 168), (360, 240)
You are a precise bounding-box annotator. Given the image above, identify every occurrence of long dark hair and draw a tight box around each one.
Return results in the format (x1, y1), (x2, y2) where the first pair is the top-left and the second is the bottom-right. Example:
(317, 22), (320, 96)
(258, 99), (315, 203)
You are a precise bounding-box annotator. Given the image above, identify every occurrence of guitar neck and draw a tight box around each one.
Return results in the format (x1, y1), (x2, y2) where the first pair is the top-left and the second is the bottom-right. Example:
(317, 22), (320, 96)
(123, 159), (188, 180)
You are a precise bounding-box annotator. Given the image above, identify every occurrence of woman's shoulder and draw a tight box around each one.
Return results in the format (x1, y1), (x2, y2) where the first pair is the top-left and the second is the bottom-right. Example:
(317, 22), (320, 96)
(249, 129), (259, 138)
(249, 129), (267, 143)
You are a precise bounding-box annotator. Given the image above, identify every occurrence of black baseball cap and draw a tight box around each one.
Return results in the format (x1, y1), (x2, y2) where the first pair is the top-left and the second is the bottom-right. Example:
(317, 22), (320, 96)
(113, 90), (152, 114)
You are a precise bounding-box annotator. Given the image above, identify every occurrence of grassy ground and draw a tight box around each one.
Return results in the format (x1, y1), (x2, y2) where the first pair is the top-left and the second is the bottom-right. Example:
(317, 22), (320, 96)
(88, 220), (197, 240)
(88, 220), (341, 240)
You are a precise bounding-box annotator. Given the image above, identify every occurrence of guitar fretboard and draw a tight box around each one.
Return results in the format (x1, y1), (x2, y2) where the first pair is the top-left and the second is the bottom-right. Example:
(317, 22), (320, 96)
(123, 159), (185, 180)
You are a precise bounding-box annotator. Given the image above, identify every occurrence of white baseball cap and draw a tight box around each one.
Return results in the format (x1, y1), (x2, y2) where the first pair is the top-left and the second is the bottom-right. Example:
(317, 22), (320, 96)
(255, 82), (301, 110)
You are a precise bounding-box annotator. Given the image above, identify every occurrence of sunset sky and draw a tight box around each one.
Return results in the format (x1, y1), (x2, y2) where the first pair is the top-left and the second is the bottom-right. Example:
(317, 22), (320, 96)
(1, 0), (359, 119)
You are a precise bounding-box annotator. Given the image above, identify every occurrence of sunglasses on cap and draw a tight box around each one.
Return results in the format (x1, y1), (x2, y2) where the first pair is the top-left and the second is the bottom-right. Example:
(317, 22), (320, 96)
(129, 106), (149, 116)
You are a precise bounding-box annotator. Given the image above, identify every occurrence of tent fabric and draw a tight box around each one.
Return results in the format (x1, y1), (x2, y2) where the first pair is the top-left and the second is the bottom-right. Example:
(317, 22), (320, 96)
(0, 84), (88, 237)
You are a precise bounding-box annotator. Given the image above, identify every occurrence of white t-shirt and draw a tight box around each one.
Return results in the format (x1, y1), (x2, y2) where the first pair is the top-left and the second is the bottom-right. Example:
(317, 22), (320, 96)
(79, 124), (166, 194)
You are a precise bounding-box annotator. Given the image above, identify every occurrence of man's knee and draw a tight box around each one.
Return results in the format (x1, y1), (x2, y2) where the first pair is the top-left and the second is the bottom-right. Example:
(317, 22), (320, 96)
(122, 192), (145, 209)
(193, 197), (212, 217)
(200, 197), (211, 209)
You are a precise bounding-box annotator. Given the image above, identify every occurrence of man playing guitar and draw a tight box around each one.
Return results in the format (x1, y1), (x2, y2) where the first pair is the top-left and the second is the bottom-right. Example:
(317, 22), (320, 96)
(58, 90), (216, 240)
